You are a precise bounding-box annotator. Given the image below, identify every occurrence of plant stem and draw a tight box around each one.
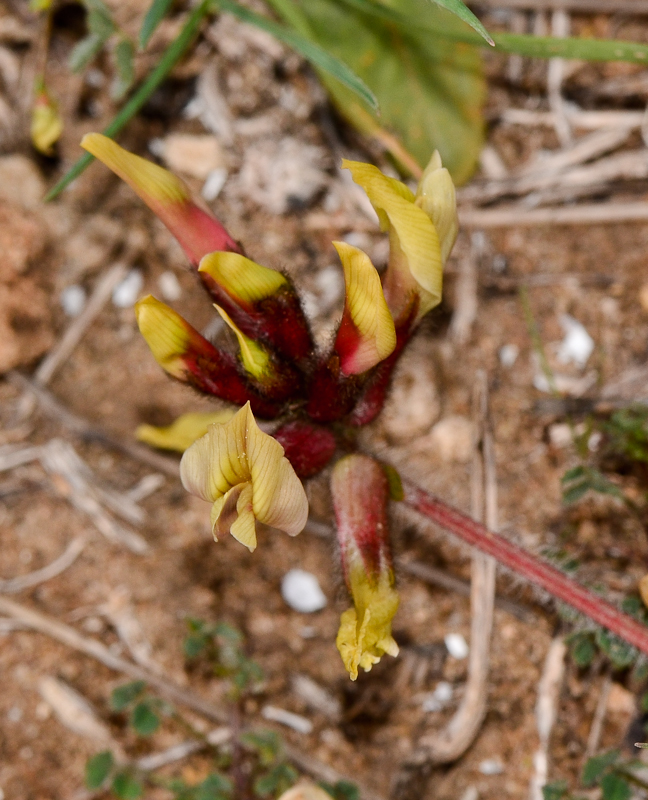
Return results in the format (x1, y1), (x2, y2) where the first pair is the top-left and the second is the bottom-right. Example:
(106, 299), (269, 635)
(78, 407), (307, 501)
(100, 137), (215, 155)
(44, 0), (212, 202)
(402, 479), (648, 656)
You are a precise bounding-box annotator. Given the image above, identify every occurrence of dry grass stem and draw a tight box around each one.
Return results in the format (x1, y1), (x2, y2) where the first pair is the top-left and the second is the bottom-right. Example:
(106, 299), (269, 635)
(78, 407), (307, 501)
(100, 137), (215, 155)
(460, 201), (648, 227)
(583, 673), (612, 763)
(529, 638), (567, 800)
(0, 536), (85, 594)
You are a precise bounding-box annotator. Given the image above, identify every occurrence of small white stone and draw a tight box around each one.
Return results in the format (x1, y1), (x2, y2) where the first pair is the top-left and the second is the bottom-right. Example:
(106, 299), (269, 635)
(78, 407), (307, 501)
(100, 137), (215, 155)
(156, 134), (224, 181)
(498, 343), (519, 368)
(427, 416), (474, 463)
(7, 706), (22, 723)
(202, 167), (228, 201)
(112, 269), (143, 308)
(548, 423), (572, 449)
(557, 314), (594, 368)
(445, 632), (469, 660)
(158, 270), (182, 302)
(281, 569), (327, 613)
(478, 758), (504, 775)
(60, 285), (86, 317)
(422, 681), (454, 712)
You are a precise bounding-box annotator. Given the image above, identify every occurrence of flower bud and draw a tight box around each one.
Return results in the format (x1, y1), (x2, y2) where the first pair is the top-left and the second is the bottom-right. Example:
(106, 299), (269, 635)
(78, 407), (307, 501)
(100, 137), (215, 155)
(81, 134), (240, 265)
(31, 83), (62, 156)
(333, 241), (396, 376)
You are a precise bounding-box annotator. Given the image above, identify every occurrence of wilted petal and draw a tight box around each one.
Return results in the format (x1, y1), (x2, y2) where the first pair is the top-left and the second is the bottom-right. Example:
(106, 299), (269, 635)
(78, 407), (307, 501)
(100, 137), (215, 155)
(81, 133), (240, 265)
(180, 403), (308, 551)
(333, 241), (396, 375)
(331, 454), (399, 680)
(135, 410), (235, 452)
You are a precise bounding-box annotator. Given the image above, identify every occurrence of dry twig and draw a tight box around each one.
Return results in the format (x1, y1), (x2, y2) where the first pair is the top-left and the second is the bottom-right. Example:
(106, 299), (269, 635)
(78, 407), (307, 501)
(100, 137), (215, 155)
(529, 638), (567, 800)
(583, 673), (612, 763)
(0, 537), (85, 594)
(460, 201), (648, 227)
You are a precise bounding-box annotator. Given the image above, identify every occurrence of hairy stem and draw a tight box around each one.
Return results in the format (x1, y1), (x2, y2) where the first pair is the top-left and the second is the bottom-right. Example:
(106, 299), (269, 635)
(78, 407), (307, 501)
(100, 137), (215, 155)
(402, 480), (648, 656)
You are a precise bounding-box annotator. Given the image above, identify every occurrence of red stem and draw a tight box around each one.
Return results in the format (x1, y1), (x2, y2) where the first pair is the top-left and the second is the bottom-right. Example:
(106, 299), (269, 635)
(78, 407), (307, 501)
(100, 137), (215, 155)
(403, 480), (648, 656)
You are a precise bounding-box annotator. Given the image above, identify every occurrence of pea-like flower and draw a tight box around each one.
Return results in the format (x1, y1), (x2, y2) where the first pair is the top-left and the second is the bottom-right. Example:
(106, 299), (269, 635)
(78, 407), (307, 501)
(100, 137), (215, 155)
(343, 151), (457, 325)
(332, 454), (399, 680)
(180, 403), (309, 552)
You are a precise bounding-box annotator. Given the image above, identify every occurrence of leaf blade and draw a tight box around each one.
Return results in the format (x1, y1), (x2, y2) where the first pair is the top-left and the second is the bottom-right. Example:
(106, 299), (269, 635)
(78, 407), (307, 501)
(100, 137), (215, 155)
(140, 0), (175, 48)
(431, 0), (493, 45)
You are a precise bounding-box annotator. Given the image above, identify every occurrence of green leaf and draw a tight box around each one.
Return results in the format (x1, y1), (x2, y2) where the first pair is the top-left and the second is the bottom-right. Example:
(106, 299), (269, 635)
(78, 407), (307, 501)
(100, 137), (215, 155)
(273, 0), (485, 183)
(85, 750), (114, 789)
(600, 773), (631, 800)
(318, 780), (361, 800)
(184, 632), (208, 658)
(240, 730), (282, 766)
(131, 701), (160, 736)
(431, 0), (493, 45)
(112, 771), (143, 800)
(86, 0), (116, 39)
(595, 629), (637, 670)
(46, 0), (212, 201)
(253, 764), (298, 797)
(140, 0), (175, 48)
(561, 466), (587, 484)
(69, 33), (106, 72)
(582, 751), (620, 787)
(214, 0), (377, 111)
(110, 680), (146, 711)
(542, 781), (569, 800)
(196, 773), (234, 800)
(569, 633), (596, 668)
(112, 38), (136, 100)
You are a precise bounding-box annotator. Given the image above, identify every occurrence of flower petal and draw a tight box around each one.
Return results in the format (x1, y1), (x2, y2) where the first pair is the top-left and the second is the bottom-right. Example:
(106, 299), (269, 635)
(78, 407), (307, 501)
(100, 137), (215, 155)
(214, 305), (271, 380)
(81, 133), (240, 265)
(180, 403), (308, 543)
(333, 241), (396, 375)
(199, 252), (287, 311)
(135, 410), (235, 452)
(415, 150), (458, 265)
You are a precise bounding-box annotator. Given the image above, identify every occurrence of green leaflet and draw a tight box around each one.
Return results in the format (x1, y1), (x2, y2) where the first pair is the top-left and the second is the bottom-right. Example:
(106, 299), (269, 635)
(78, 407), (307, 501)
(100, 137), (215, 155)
(431, 0), (493, 45)
(140, 0), (175, 47)
(274, 0), (485, 183)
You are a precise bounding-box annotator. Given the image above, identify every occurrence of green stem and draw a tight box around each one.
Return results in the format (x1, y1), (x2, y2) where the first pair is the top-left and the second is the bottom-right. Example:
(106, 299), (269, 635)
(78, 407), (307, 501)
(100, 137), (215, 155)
(45, 0), (212, 202)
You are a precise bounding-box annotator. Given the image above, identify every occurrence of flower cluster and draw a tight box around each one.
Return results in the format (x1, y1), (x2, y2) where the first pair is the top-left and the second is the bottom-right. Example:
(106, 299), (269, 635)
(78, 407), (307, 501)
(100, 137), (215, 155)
(82, 133), (457, 679)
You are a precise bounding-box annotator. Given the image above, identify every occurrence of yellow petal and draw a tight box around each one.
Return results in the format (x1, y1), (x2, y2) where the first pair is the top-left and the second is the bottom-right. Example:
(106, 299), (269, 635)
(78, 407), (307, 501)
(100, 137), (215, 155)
(135, 295), (201, 380)
(81, 133), (238, 264)
(180, 403), (308, 543)
(336, 563), (399, 681)
(333, 241), (396, 375)
(199, 252), (286, 308)
(31, 90), (62, 155)
(416, 151), (458, 265)
(135, 410), (235, 452)
(343, 159), (443, 320)
(214, 305), (270, 380)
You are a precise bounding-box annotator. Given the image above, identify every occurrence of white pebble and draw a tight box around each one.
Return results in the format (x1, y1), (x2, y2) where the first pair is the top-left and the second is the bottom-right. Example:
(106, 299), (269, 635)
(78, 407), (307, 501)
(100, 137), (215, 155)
(444, 632), (469, 660)
(557, 314), (594, 368)
(498, 343), (519, 368)
(422, 681), (453, 712)
(281, 569), (327, 613)
(7, 706), (23, 723)
(60, 285), (86, 317)
(478, 758), (504, 775)
(202, 167), (228, 201)
(158, 270), (182, 302)
(112, 269), (143, 308)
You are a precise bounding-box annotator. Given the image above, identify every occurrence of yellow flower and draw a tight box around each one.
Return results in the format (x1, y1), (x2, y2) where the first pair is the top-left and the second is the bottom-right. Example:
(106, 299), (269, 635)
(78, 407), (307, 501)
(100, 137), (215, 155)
(343, 151), (457, 324)
(136, 410), (235, 452)
(331, 454), (399, 680)
(180, 403), (308, 552)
